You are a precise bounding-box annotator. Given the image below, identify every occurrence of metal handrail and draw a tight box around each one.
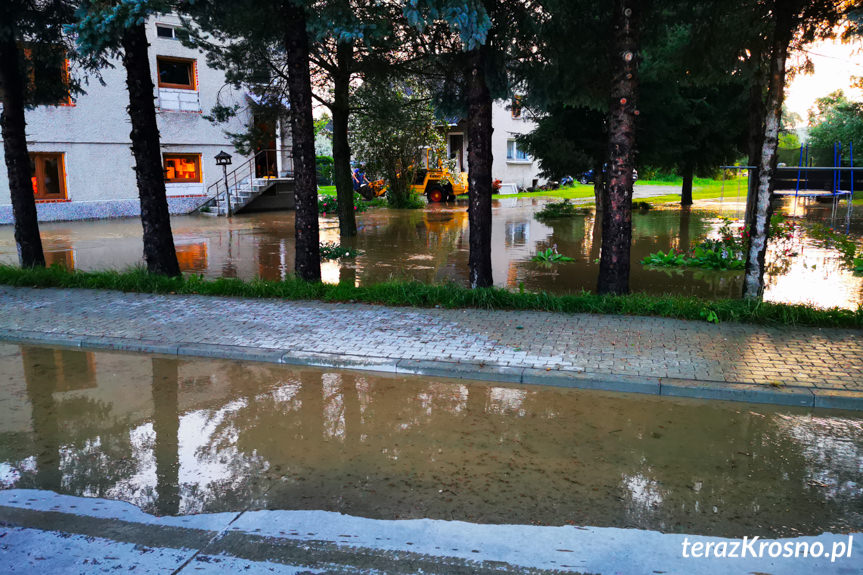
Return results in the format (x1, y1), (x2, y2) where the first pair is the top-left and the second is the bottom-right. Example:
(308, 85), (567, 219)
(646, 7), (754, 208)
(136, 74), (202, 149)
(206, 149), (293, 214)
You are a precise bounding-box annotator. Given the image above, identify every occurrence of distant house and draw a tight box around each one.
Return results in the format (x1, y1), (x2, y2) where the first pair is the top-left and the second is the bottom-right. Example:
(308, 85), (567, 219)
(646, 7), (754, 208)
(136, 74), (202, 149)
(0, 14), (292, 224)
(442, 98), (545, 190)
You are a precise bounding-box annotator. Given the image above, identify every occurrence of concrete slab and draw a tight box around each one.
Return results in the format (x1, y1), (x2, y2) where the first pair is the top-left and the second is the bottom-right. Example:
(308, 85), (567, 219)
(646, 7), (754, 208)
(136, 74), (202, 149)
(812, 388), (863, 411)
(660, 378), (815, 407)
(522, 368), (661, 395)
(81, 335), (180, 356)
(280, 350), (400, 373)
(177, 343), (284, 363)
(397, 359), (525, 383)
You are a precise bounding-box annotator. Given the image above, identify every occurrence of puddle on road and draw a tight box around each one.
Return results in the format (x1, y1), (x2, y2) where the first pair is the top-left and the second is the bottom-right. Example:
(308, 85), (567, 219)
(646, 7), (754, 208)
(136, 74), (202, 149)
(1, 197), (860, 309)
(0, 343), (861, 538)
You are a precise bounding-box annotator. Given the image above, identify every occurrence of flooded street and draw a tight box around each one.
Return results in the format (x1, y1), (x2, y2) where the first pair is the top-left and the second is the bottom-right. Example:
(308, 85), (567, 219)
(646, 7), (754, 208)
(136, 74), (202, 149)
(1, 197), (860, 309)
(1, 343), (862, 539)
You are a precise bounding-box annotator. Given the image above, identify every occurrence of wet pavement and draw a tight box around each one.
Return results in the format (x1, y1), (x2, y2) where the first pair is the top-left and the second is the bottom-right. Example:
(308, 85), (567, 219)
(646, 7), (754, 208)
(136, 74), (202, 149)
(1, 284), (862, 408)
(1, 196), (860, 309)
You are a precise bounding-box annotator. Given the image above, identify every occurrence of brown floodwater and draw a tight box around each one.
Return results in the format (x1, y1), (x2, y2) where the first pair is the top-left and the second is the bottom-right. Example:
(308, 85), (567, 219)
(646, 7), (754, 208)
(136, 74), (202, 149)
(1, 197), (861, 308)
(1, 343), (862, 538)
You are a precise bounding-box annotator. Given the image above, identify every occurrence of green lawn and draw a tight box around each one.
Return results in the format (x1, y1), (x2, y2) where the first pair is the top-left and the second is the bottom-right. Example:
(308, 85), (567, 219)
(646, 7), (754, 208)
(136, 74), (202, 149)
(491, 178), (740, 204)
(1, 265), (860, 327)
(322, 179), (863, 207)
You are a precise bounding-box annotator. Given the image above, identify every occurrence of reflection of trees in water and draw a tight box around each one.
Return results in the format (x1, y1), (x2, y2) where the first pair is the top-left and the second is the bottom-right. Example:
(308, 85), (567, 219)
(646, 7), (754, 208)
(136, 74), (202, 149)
(152, 359), (179, 515)
(20, 348), (140, 497)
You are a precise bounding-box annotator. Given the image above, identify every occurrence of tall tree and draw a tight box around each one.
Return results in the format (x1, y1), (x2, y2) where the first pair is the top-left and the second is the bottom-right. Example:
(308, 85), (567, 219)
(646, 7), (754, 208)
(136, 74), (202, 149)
(282, 1), (321, 281)
(596, 0), (639, 295)
(183, 0), (368, 281)
(0, 1), (77, 268)
(73, 1), (181, 276)
(405, 0), (537, 288)
(742, 0), (856, 299)
(307, 1), (401, 237)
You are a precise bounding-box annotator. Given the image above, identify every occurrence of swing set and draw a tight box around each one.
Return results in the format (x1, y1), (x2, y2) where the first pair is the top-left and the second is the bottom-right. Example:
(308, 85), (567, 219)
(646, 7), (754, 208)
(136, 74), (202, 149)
(718, 140), (856, 227)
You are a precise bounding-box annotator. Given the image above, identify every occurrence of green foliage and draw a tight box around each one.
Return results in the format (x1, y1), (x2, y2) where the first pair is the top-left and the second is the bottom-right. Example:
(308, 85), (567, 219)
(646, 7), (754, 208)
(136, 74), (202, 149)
(531, 247), (575, 263)
(643, 218), (747, 270)
(71, 0), (172, 58)
(534, 199), (586, 220)
(316, 155), (334, 185)
(403, 1), (491, 51)
(700, 308), (720, 324)
(632, 201), (653, 210)
(1, 265), (861, 328)
(854, 258), (863, 274)
(2, 0), (80, 107)
(318, 193), (368, 215)
(349, 77), (442, 208)
(808, 91), (863, 163)
(319, 242), (361, 260)
(363, 197), (390, 208)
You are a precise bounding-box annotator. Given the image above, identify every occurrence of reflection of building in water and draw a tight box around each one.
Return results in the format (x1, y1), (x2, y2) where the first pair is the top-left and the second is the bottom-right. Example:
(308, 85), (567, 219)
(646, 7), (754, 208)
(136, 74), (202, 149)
(175, 242), (208, 272)
(44, 247), (75, 269)
(505, 221), (529, 247)
(22, 347), (97, 392)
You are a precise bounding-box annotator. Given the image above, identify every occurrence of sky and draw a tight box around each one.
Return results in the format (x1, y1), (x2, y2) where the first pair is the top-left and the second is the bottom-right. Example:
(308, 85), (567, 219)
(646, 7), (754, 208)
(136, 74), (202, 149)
(785, 36), (863, 126)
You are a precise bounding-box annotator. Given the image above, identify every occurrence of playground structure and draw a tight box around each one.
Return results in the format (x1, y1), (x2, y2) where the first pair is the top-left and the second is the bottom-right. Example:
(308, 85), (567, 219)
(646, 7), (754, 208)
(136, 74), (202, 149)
(718, 141), (857, 229)
(774, 141), (857, 202)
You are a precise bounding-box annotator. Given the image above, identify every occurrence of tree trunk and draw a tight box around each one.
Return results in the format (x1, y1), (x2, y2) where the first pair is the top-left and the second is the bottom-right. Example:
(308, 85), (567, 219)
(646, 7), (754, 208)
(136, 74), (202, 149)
(120, 24), (180, 276)
(744, 54), (765, 228)
(332, 41), (356, 238)
(283, 2), (321, 282)
(742, 5), (795, 300)
(592, 157), (604, 210)
(681, 160), (694, 206)
(0, 30), (45, 268)
(597, 0), (639, 296)
(465, 48), (494, 289)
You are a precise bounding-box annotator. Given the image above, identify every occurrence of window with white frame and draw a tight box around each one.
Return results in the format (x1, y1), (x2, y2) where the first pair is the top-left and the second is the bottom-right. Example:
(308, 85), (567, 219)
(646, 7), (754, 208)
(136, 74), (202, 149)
(506, 139), (529, 162)
(155, 24), (189, 41)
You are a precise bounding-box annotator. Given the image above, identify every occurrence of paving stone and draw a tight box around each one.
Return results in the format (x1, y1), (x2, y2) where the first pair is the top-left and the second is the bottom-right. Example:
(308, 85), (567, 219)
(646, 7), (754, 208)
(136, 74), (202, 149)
(1, 286), (861, 409)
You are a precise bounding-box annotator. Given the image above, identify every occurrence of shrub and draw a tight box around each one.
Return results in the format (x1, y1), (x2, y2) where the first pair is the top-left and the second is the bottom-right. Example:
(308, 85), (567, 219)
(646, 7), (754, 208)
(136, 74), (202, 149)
(316, 155), (334, 185)
(535, 199), (586, 220)
(319, 242), (362, 260)
(532, 246), (575, 263)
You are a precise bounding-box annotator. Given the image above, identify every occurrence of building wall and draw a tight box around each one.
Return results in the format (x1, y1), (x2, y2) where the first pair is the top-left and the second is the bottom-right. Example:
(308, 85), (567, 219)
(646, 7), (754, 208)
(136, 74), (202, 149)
(443, 100), (544, 191)
(0, 14), (253, 223)
(490, 100), (543, 189)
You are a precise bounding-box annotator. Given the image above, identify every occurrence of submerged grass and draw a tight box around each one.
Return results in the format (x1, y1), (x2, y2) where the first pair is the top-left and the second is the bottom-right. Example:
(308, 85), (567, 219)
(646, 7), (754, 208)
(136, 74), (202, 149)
(0, 264), (861, 328)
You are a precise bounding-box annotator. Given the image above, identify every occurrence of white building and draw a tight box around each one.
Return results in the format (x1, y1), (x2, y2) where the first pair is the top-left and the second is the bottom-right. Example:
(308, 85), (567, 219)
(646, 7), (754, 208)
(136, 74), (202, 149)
(443, 98), (545, 190)
(0, 14), (292, 224)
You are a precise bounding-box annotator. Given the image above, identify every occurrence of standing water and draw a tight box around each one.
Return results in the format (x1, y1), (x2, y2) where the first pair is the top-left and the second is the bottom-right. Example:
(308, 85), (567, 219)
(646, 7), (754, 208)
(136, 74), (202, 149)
(0, 197), (860, 308)
(0, 343), (861, 538)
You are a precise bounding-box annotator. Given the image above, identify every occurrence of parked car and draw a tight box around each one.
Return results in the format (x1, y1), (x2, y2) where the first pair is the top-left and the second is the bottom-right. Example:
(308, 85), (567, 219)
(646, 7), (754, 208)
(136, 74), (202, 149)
(578, 166), (638, 184)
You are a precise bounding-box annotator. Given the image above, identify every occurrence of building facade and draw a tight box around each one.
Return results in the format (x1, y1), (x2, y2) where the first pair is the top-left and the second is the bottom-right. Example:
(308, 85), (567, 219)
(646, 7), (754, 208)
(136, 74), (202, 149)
(0, 14), (277, 224)
(444, 99), (545, 190)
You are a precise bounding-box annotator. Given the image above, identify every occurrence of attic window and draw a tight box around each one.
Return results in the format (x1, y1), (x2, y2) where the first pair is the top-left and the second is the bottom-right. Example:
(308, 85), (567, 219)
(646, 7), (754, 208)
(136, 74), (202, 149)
(156, 24), (189, 41)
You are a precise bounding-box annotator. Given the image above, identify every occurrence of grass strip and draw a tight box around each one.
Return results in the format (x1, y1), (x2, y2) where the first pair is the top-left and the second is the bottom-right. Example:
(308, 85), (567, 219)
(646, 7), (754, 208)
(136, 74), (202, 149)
(0, 264), (860, 329)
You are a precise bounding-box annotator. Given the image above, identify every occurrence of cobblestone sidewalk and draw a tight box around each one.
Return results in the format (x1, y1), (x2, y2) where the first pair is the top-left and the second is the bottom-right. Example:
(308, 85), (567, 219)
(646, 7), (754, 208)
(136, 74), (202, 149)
(1, 286), (861, 409)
